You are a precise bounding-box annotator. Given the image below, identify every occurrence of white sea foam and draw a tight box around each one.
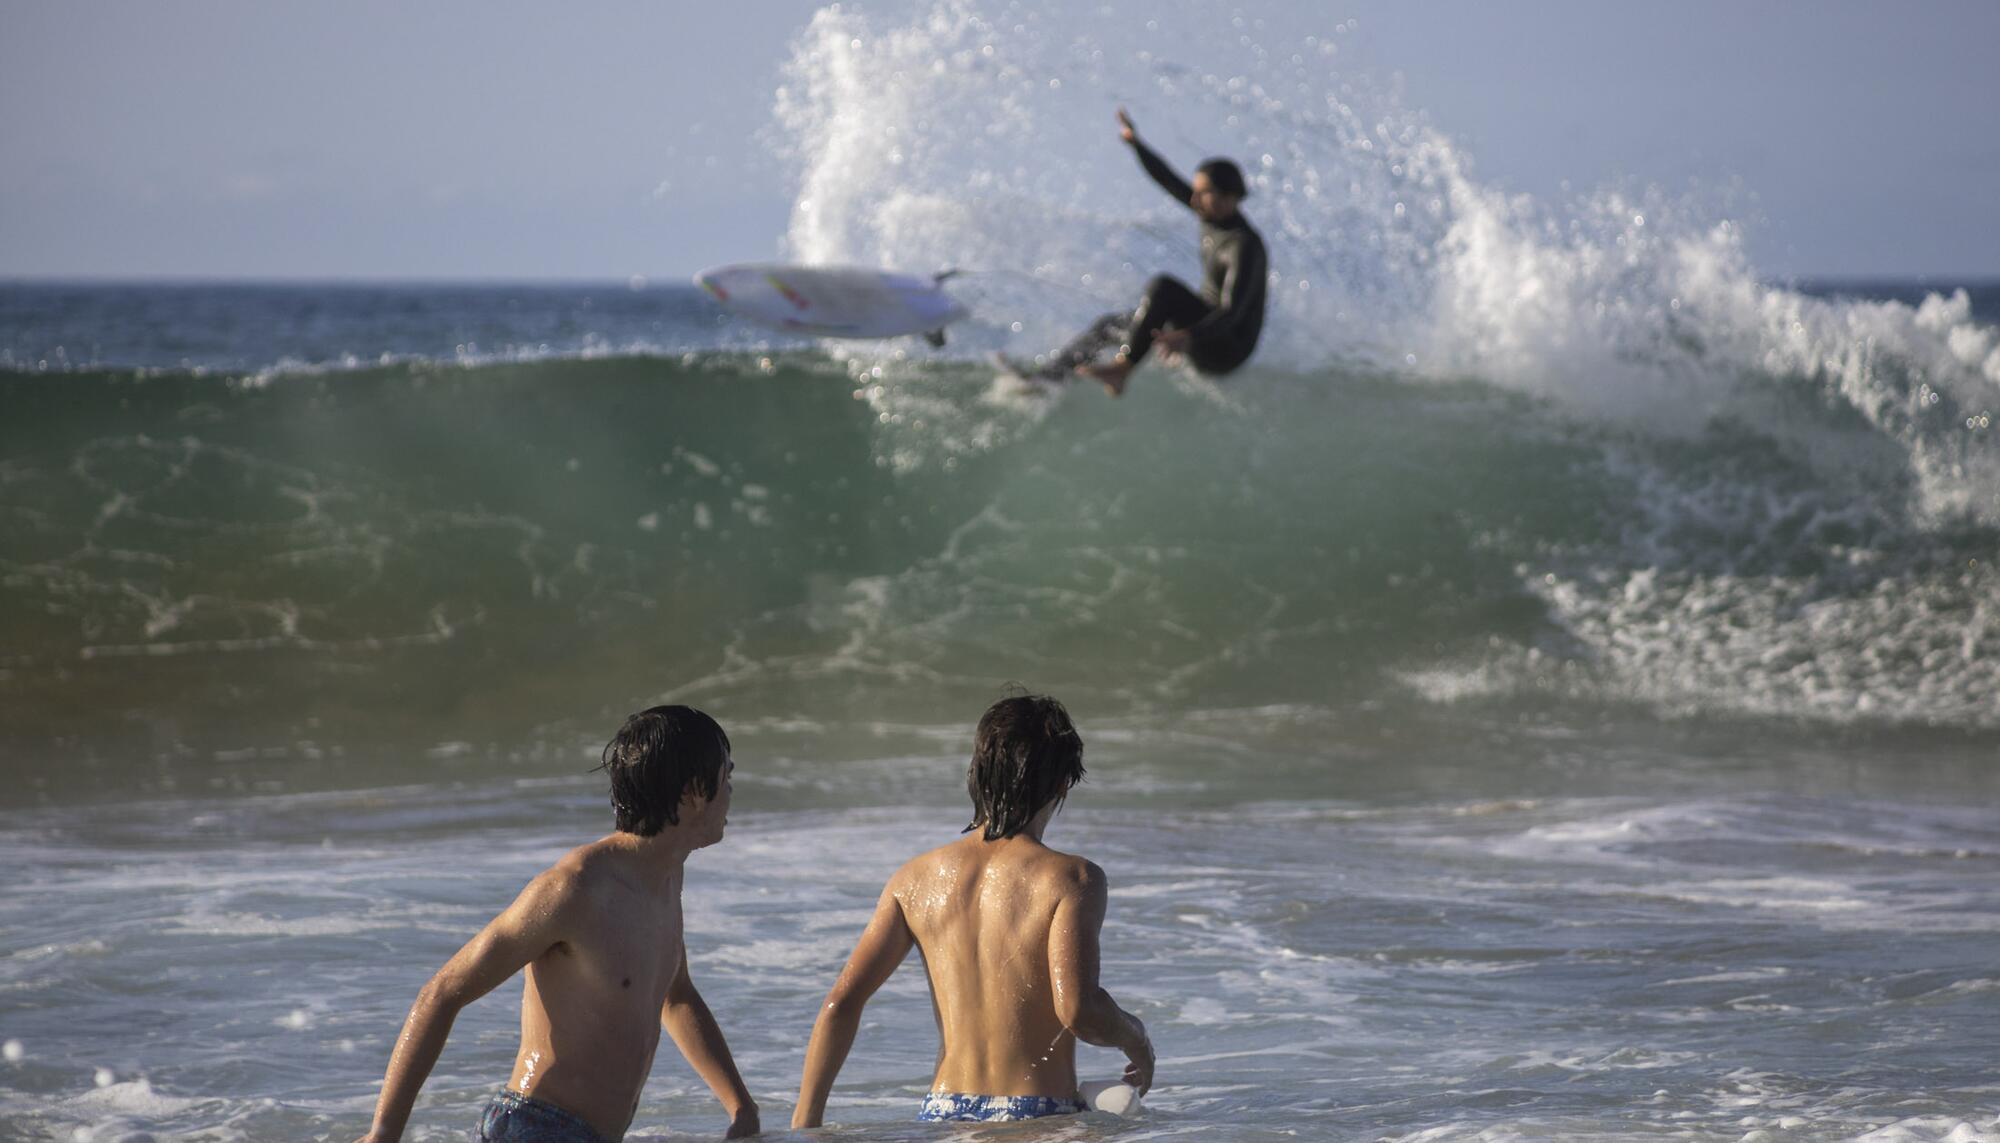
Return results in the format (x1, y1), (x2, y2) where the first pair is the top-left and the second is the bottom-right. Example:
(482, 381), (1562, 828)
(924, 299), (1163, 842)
(1855, 1117), (2000, 1143)
(5, 783), (1996, 1139)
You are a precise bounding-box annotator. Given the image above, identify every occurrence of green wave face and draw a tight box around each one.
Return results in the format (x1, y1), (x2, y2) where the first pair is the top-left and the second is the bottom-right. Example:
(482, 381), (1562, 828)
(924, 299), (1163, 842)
(3, 349), (1995, 803)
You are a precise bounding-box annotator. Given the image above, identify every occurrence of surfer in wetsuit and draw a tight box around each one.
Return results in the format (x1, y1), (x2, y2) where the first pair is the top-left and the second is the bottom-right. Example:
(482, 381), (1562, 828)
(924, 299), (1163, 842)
(1034, 109), (1268, 396)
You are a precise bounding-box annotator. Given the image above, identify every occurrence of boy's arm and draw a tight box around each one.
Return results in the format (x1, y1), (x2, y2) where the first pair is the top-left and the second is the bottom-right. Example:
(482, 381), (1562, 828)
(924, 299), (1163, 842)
(791, 883), (916, 1129)
(355, 871), (577, 1143)
(660, 947), (760, 1139)
(1047, 861), (1154, 1093)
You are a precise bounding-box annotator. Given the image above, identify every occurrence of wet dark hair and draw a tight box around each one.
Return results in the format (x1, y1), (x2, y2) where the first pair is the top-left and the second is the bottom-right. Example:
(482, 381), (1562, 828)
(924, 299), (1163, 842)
(1196, 157), (1249, 198)
(964, 693), (1085, 841)
(597, 705), (730, 836)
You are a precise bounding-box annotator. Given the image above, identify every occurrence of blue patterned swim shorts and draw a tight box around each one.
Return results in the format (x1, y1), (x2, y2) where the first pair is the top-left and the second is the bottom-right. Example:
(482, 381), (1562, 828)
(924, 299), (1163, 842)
(476, 1090), (609, 1143)
(917, 1092), (1088, 1122)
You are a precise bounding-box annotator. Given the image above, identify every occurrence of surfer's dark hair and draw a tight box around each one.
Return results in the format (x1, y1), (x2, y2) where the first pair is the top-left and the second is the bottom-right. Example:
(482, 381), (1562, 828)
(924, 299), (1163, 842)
(598, 705), (730, 836)
(1197, 157), (1249, 198)
(964, 693), (1085, 841)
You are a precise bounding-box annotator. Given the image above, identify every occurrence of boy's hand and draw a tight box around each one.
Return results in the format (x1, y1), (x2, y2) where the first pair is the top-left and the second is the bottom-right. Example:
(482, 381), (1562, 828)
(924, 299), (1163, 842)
(1116, 108), (1137, 143)
(1124, 1023), (1155, 1095)
(724, 1102), (761, 1139)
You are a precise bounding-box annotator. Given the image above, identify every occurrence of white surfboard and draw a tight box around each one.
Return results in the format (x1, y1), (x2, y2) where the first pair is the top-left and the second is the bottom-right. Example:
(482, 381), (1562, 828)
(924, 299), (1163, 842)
(694, 263), (969, 343)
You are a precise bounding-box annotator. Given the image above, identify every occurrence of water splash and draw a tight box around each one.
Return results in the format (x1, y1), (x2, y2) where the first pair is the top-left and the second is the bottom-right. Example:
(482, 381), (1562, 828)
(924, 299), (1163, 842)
(772, 0), (1998, 519)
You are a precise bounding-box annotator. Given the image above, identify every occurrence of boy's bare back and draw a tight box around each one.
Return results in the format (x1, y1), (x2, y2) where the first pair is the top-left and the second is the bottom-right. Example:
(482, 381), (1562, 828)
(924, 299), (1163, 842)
(793, 694), (1149, 1129)
(888, 833), (1097, 1097)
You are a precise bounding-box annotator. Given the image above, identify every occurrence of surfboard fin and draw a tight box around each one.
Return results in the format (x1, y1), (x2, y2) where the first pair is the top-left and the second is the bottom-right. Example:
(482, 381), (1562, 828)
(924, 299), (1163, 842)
(924, 328), (948, 348)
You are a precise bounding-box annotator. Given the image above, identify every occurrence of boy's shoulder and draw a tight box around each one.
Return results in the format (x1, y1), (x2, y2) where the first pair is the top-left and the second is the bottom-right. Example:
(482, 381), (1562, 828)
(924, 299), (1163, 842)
(550, 832), (618, 873)
(1050, 850), (1105, 894)
(889, 837), (1100, 894)
(1022, 841), (1099, 884)
(534, 834), (650, 901)
(886, 839), (956, 888)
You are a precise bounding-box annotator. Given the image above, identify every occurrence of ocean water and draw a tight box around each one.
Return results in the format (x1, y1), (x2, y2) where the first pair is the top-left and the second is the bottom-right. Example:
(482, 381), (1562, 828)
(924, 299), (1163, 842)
(4, 2), (2000, 1140)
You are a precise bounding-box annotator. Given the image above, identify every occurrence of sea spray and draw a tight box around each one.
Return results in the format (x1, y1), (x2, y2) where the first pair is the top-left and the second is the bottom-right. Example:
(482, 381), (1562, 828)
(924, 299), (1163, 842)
(768, 0), (2000, 726)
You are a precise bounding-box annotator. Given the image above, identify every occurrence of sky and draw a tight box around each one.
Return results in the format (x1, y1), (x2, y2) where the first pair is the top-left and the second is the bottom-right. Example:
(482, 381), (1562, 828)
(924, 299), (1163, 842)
(2, 0), (1995, 282)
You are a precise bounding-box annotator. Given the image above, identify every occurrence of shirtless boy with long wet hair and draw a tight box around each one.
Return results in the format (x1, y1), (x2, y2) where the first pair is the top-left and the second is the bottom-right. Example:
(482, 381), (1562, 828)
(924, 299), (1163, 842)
(356, 706), (758, 1143)
(792, 693), (1154, 1126)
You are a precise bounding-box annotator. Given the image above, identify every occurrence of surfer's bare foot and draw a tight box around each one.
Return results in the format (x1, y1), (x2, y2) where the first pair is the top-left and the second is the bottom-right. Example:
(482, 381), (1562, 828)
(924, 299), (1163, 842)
(1076, 358), (1133, 397)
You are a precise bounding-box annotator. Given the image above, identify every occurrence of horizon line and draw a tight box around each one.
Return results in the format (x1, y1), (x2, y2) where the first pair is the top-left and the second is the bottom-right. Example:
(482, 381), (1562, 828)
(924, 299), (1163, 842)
(5, 272), (1999, 289)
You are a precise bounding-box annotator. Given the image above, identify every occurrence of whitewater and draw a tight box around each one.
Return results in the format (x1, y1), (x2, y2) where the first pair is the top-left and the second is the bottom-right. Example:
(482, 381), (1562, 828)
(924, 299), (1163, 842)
(3, 1), (1998, 1139)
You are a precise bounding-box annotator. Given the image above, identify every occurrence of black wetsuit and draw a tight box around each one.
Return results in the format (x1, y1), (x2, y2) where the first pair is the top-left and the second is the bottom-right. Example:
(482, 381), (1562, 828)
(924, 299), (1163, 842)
(1039, 136), (1268, 378)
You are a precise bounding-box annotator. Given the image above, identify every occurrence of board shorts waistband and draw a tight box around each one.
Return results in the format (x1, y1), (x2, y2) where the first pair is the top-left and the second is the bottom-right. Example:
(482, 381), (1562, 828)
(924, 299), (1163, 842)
(477, 1090), (610, 1143)
(917, 1091), (1087, 1122)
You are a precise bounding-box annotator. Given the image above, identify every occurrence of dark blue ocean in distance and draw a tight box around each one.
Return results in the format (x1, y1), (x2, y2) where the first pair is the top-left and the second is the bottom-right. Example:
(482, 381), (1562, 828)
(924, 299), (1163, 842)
(5, 277), (1995, 376)
(0, 279), (765, 375)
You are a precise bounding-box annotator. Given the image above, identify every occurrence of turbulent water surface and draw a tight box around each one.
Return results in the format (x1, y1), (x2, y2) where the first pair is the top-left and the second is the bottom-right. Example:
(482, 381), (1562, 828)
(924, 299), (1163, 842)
(4, 2), (2000, 1140)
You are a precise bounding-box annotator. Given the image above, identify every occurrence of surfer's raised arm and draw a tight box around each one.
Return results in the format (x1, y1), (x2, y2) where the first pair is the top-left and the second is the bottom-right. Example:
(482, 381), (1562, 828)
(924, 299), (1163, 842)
(1118, 107), (1194, 207)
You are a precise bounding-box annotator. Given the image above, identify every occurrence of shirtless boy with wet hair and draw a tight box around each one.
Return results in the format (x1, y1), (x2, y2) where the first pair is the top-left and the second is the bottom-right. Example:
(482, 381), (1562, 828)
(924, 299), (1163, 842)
(791, 693), (1154, 1127)
(356, 705), (758, 1143)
